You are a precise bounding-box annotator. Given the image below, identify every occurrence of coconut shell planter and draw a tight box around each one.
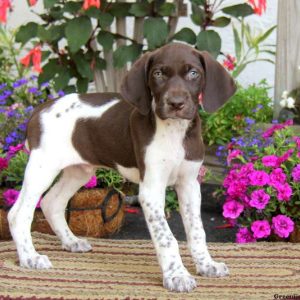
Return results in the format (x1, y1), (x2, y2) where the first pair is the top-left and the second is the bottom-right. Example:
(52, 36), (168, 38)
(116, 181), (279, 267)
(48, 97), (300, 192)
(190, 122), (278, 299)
(0, 188), (125, 240)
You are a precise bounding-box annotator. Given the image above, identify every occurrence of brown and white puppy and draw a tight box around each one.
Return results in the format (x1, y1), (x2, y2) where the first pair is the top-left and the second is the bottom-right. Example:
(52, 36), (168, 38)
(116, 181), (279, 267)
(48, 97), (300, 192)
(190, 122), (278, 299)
(8, 43), (236, 293)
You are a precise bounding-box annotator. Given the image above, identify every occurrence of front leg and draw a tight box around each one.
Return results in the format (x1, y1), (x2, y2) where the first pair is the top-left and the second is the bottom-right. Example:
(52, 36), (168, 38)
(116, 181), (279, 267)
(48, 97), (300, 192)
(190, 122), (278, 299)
(175, 160), (229, 277)
(139, 180), (197, 292)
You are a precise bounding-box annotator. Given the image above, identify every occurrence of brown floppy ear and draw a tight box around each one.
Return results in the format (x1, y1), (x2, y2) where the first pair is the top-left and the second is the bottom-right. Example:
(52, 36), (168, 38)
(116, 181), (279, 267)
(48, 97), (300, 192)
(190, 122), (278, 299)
(120, 52), (152, 115)
(199, 51), (236, 113)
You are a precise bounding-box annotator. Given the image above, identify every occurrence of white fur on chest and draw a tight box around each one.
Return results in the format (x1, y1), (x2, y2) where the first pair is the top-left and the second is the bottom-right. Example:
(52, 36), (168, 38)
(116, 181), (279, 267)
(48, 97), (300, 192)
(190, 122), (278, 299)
(118, 117), (190, 186)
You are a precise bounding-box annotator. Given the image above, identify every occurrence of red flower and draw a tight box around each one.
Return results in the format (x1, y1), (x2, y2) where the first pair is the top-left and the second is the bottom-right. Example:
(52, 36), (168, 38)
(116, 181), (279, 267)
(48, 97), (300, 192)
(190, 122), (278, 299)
(223, 54), (236, 71)
(20, 45), (42, 73)
(248, 0), (266, 16)
(82, 0), (101, 10)
(0, 0), (11, 24)
(29, 0), (38, 6)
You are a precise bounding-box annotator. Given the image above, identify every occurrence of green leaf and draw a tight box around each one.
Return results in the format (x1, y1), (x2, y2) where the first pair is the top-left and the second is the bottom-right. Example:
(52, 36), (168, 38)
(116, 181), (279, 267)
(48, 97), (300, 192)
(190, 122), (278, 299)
(63, 1), (81, 13)
(65, 16), (92, 53)
(232, 24), (242, 61)
(191, 3), (204, 26)
(129, 3), (151, 17)
(97, 31), (114, 52)
(49, 6), (63, 19)
(158, 3), (176, 16)
(172, 28), (196, 45)
(64, 85), (76, 94)
(37, 26), (51, 42)
(190, 0), (205, 4)
(256, 25), (277, 44)
(95, 57), (106, 70)
(84, 7), (101, 18)
(44, 0), (56, 9)
(108, 3), (130, 17)
(73, 53), (93, 80)
(212, 17), (231, 27)
(196, 30), (221, 58)
(77, 77), (89, 93)
(113, 44), (142, 68)
(16, 22), (38, 44)
(48, 24), (65, 42)
(53, 69), (71, 91)
(144, 18), (168, 50)
(222, 4), (254, 18)
(98, 12), (114, 29)
(38, 59), (60, 84)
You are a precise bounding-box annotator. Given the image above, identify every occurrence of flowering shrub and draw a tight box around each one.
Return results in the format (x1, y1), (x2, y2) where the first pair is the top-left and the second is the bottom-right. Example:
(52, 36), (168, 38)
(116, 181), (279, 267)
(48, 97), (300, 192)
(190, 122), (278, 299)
(221, 120), (300, 243)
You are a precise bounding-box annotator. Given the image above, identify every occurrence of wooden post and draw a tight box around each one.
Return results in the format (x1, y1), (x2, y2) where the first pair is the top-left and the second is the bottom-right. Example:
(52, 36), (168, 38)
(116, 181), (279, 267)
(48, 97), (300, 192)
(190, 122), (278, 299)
(274, 0), (300, 118)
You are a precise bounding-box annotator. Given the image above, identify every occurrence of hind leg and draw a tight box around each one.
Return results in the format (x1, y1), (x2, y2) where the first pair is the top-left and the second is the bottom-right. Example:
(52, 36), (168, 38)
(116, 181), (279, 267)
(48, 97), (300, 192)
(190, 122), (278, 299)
(41, 164), (95, 252)
(8, 150), (60, 269)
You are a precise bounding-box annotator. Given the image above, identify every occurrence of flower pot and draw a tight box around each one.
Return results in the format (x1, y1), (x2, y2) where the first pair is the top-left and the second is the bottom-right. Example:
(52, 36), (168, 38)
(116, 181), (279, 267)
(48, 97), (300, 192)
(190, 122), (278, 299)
(0, 188), (125, 240)
(289, 226), (300, 243)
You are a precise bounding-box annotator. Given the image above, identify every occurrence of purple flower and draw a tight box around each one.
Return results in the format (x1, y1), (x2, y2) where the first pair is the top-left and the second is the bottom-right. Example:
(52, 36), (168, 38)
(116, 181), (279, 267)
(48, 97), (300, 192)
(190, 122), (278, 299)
(222, 200), (244, 219)
(236, 227), (256, 243)
(0, 157), (8, 171)
(41, 82), (50, 88)
(58, 90), (65, 97)
(272, 215), (294, 238)
(28, 87), (39, 94)
(0, 83), (7, 90)
(251, 220), (271, 239)
(12, 78), (28, 88)
(269, 168), (286, 187)
(262, 155), (279, 168)
(245, 117), (255, 125)
(3, 189), (20, 206)
(25, 106), (34, 113)
(249, 170), (269, 186)
(276, 183), (292, 202)
(84, 175), (97, 189)
(249, 189), (270, 210)
(292, 164), (300, 182)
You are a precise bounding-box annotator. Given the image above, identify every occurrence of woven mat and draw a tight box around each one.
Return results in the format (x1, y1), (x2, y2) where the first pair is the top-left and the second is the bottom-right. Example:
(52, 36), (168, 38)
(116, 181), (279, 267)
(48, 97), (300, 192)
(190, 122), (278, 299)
(0, 233), (300, 300)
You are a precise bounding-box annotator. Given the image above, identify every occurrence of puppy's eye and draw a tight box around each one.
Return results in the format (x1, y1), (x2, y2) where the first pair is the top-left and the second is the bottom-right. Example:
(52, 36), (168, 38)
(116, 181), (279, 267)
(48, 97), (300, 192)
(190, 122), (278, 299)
(153, 70), (163, 79)
(187, 69), (199, 80)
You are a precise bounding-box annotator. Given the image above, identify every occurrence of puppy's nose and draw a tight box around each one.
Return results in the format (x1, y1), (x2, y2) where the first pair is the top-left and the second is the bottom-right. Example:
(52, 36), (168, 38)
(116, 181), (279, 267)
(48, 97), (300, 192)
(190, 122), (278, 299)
(167, 97), (185, 111)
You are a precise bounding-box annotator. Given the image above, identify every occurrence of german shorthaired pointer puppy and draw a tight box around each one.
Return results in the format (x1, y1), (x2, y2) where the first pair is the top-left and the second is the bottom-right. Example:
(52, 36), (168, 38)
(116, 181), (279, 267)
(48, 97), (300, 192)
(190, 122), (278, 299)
(8, 43), (236, 292)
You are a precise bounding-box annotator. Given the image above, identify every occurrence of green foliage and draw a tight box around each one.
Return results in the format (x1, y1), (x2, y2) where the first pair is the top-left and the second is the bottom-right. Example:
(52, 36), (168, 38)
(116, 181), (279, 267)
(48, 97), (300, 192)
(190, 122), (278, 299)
(13, 0), (263, 94)
(165, 188), (179, 213)
(200, 81), (273, 146)
(96, 168), (125, 191)
(0, 151), (28, 188)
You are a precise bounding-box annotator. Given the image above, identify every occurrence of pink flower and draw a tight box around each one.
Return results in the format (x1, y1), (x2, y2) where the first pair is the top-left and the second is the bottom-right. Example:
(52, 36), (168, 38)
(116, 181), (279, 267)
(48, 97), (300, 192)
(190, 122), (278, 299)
(222, 200), (244, 219)
(272, 215), (294, 238)
(0, 0), (11, 24)
(227, 149), (243, 165)
(227, 181), (247, 198)
(197, 166), (208, 183)
(277, 149), (294, 165)
(276, 183), (292, 202)
(236, 227), (256, 243)
(249, 189), (270, 210)
(262, 120), (293, 139)
(0, 157), (8, 171)
(269, 168), (286, 187)
(293, 136), (300, 150)
(251, 220), (271, 239)
(249, 170), (269, 186)
(248, 0), (266, 16)
(84, 175), (97, 189)
(29, 0), (38, 5)
(3, 189), (20, 206)
(262, 155), (279, 168)
(223, 54), (236, 71)
(7, 143), (25, 159)
(292, 164), (300, 182)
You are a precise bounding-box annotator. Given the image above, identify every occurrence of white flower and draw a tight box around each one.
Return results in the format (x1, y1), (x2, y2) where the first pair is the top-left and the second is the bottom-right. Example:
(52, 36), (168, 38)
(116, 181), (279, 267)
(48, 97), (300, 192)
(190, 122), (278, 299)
(281, 90), (289, 99)
(286, 97), (295, 108)
(280, 99), (287, 108)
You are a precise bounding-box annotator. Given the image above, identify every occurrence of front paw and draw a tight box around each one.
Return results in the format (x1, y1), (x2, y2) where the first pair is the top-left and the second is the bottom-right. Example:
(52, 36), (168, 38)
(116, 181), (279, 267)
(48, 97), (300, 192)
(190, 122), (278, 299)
(20, 254), (53, 269)
(197, 261), (229, 277)
(62, 238), (92, 253)
(163, 271), (197, 292)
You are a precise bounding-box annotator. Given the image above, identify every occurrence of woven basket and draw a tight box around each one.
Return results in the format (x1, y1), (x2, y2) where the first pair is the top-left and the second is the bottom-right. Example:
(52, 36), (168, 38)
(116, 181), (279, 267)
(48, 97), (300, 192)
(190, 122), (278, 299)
(0, 188), (125, 240)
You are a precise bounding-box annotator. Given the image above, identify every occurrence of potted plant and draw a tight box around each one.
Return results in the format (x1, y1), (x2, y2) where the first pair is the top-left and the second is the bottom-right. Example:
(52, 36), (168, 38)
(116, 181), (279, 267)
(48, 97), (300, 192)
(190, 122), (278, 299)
(220, 120), (300, 243)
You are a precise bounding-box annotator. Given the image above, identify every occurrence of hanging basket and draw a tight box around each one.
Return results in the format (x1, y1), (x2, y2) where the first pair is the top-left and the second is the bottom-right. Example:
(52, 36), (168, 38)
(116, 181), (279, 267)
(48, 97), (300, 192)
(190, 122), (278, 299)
(0, 188), (125, 240)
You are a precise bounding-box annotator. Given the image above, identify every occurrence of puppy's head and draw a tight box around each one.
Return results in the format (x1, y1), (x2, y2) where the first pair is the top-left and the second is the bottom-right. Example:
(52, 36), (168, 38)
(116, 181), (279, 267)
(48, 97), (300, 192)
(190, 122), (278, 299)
(121, 43), (236, 120)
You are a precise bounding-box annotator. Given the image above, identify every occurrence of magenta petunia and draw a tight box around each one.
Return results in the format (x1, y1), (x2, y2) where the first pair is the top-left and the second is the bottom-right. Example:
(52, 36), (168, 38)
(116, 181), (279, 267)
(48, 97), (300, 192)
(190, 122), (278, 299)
(0, 157), (8, 171)
(251, 220), (271, 239)
(227, 181), (247, 198)
(249, 189), (270, 210)
(236, 227), (256, 243)
(227, 149), (243, 165)
(276, 183), (292, 201)
(272, 215), (294, 238)
(84, 175), (97, 189)
(269, 168), (287, 187)
(292, 164), (300, 182)
(3, 189), (20, 206)
(262, 155), (279, 168)
(277, 149), (294, 165)
(222, 200), (244, 219)
(249, 170), (269, 186)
